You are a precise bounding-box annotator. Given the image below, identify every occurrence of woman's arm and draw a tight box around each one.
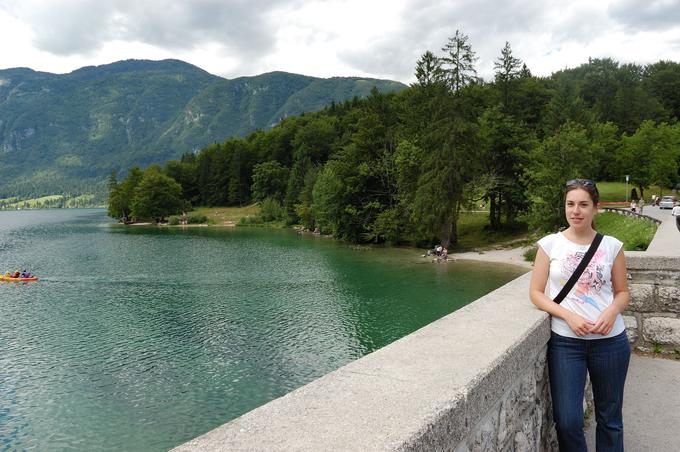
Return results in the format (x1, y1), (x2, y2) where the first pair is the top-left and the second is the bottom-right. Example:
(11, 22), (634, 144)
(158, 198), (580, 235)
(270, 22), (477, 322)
(529, 247), (595, 336)
(590, 248), (629, 335)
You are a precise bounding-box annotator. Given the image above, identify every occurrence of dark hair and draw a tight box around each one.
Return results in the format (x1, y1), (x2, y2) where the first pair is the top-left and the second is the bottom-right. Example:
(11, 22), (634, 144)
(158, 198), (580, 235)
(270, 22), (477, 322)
(565, 179), (599, 229)
(565, 179), (599, 204)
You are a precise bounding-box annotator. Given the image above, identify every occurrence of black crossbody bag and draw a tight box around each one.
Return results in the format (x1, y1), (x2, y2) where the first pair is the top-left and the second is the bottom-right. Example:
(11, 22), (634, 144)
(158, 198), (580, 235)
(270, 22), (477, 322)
(553, 233), (604, 304)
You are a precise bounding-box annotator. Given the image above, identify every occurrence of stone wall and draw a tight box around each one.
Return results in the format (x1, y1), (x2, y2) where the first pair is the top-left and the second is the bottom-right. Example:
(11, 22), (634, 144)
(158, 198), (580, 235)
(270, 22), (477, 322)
(623, 254), (680, 354)
(451, 344), (557, 452)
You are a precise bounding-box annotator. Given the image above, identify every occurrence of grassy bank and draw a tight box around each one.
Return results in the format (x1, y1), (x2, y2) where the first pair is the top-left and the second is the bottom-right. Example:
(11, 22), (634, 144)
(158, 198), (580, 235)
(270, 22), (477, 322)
(456, 212), (531, 252)
(595, 212), (657, 251)
(189, 204), (260, 225)
(187, 204), (656, 257)
(597, 181), (666, 203)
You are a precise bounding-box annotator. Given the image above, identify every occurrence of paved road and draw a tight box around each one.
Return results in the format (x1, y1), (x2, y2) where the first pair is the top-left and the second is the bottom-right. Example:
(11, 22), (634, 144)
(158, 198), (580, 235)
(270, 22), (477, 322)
(586, 354), (680, 451)
(636, 204), (676, 222)
(643, 206), (680, 256)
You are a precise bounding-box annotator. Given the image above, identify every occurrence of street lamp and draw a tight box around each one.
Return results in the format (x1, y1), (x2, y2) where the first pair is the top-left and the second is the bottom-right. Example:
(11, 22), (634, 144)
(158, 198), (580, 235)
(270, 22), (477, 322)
(625, 175), (629, 202)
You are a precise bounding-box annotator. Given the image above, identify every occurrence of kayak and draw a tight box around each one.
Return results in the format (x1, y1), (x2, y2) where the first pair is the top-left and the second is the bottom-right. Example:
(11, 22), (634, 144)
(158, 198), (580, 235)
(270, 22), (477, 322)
(0, 275), (38, 282)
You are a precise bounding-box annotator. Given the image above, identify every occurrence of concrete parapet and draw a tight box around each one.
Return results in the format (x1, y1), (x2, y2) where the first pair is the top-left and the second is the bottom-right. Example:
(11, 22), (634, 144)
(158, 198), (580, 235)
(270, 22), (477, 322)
(173, 272), (558, 451)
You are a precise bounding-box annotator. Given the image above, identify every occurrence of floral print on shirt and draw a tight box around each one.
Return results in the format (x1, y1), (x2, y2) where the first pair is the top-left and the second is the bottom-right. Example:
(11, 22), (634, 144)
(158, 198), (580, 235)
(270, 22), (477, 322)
(561, 249), (606, 311)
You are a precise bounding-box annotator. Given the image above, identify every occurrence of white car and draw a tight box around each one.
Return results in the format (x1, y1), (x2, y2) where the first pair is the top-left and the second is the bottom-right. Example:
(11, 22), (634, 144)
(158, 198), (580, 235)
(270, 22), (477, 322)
(659, 195), (677, 209)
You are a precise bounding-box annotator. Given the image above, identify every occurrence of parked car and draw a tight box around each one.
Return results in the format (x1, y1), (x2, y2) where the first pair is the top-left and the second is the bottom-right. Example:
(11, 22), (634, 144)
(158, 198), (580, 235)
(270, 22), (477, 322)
(659, 195), (677, 209)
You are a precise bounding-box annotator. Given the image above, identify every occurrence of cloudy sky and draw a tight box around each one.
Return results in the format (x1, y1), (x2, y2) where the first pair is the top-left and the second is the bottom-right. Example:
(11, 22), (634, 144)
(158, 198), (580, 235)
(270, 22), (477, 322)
(1, 0), (679, 83)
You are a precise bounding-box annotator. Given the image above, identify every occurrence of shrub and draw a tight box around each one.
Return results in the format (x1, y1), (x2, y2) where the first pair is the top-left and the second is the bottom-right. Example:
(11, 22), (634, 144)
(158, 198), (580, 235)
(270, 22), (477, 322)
(523, 246), (537, 262)
(187, 215), (208, 224)
(168, 216), (180, 226)
(238, 198), (286, 225)
(258, 198), (286, 222)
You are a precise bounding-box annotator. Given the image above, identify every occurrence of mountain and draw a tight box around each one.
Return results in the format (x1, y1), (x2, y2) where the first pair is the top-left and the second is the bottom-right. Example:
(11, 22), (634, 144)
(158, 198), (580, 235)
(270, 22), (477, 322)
(0, 59), (406, 198)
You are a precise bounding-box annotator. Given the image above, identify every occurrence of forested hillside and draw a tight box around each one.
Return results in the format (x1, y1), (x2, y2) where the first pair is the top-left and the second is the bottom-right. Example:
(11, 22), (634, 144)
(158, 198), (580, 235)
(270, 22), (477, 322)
(0, 59), (405, 199)
(110, 33), (680, 246)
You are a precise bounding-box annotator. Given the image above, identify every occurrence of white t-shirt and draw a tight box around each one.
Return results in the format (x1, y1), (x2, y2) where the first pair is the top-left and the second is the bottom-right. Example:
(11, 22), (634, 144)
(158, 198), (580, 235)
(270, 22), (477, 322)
(672, 205), (680, 216)
(537, 232), (625, 340)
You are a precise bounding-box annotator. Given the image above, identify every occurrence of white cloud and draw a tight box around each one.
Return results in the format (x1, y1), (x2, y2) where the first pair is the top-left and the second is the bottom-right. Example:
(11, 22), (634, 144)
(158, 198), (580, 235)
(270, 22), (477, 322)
(1, 0), (680, 82)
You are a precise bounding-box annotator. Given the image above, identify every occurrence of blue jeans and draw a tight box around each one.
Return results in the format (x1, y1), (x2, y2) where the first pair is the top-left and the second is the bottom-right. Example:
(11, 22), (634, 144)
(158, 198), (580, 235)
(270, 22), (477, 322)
(548, 331), (630, 452)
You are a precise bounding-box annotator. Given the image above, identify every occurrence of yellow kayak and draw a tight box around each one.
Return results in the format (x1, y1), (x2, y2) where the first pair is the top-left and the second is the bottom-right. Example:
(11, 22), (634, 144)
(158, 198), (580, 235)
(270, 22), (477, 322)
(1, 275), (39, 282)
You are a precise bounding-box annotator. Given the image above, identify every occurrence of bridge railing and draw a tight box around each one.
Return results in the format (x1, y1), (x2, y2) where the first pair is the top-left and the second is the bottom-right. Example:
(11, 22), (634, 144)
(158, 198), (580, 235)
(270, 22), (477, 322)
(600, 207), (661, 225)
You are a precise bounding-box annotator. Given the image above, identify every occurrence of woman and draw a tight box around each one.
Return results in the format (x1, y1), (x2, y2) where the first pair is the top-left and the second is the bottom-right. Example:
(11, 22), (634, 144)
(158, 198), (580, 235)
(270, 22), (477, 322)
(530, 179), (630, 451)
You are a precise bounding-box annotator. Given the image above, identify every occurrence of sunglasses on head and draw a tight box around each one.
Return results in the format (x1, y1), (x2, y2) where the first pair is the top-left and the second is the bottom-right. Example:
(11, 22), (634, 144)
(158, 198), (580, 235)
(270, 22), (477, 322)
(565, 179), (597, 188)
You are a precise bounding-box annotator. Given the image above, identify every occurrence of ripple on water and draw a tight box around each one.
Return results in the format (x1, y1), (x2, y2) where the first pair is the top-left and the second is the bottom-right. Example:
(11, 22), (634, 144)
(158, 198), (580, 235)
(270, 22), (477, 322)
(0, 210), (526, 450)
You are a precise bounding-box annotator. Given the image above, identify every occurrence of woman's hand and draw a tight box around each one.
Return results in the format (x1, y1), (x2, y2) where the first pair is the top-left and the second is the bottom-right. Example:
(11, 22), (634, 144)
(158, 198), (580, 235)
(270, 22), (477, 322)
(565, 312), (596, 337)
(589, 305), (619, 335)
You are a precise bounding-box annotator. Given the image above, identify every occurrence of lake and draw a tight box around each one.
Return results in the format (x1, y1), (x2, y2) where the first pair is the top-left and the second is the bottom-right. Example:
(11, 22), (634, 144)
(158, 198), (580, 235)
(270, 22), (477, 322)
(0, 209), (526, 451)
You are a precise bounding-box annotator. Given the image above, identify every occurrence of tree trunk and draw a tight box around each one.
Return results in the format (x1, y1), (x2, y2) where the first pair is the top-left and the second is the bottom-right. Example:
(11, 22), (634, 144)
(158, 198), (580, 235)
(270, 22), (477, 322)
(489, 193), (500, 230)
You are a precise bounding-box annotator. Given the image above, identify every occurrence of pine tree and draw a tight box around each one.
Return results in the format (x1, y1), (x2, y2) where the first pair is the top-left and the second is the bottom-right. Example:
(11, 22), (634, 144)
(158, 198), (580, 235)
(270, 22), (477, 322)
(441, 30), (479, 92)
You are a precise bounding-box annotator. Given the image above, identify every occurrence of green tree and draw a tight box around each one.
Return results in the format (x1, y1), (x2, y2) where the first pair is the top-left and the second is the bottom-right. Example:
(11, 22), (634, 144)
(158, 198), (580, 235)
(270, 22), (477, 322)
(130, 166), (184, 222)
(415, 51), (445, 87)
(619, 121), (680, 196)
(441, 30), (479, 92)
(107, 167), (143, 221)
(164, 154), (199, 205)
(526, 123), (596, 231)
(311, 160), (348, 237)
(477, 106), (534, 229)
(107, 170), (122, 219)
(251, 160), (290, 202)
(494, 41), (522, 109)
(589, 122), (622, 181)
(643, 60), (680, 121)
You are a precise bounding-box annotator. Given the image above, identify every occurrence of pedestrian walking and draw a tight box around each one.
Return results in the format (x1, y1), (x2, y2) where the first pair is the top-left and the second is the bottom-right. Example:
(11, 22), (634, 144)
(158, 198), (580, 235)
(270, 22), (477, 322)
(530, 178), (630, 451)
(672, 202), (680, 232)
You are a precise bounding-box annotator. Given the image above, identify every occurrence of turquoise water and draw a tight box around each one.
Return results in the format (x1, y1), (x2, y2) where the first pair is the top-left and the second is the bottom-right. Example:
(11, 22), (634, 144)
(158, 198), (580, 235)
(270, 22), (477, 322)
(0, 209), (526, 451)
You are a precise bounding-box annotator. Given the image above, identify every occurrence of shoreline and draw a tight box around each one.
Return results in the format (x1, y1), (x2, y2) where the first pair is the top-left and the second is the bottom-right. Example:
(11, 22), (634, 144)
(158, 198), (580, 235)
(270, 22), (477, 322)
(442, 246), (533, 270)
(120, 219), (534, 269)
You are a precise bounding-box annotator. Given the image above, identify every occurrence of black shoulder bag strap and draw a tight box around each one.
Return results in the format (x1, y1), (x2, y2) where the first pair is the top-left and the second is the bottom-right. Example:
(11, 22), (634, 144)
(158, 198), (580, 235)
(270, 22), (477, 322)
(553, 233), (604, 304)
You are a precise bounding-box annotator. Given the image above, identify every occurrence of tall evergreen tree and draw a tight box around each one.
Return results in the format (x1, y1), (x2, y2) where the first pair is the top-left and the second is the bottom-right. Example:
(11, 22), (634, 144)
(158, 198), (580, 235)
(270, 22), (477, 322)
(415, 51), (445, 87)
(441, 30), (479, 92)
(494, 41), (523, 109)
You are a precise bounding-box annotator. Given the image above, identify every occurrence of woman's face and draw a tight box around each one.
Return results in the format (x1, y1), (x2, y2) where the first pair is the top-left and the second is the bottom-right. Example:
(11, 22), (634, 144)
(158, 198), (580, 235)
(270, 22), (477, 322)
(565, 187), (597, 230)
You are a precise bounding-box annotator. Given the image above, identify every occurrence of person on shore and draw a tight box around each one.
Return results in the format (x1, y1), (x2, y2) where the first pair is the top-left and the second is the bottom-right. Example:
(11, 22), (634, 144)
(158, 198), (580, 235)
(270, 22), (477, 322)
(529, 178), (630, 451)
(672, 202), (680, 232)
(630, 199), (637, 213)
